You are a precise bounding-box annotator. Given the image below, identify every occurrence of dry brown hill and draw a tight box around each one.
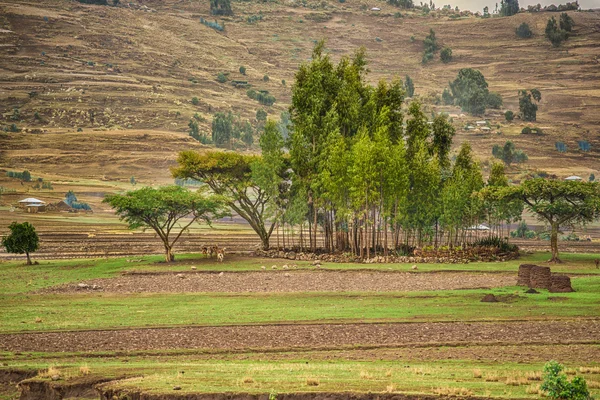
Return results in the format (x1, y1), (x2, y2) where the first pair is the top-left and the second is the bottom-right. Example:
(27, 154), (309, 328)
(1, 0), (599, 184)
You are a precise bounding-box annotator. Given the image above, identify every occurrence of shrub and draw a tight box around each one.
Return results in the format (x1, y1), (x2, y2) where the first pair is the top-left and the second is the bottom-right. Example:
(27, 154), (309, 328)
(541, 361), (593, 400)
(440, 47), (452, 63)
(217, 72), (228, 83)
(11, 108), (20, 121)
(590, 173), (595, 182)
(546, 16), (568, 47)
(263, 74), (269, 82)
(560, 12), (574, 32)
(516, 22), (533, 38)
(281, 79), (286, 86)
(578, 140), (591, 152)
(256, 109), (267, 122)
(555, 141), (567, 153)
(9, 124), (20, 132)
(486, 92), (503, 109)
(505, 110), (514, 121)
(239, 66), (246, 75)
(522, 126), (532, 134)
(472, 236), (518, 253)
(191, 97), (199, 105)
(200, 18), (224, 32)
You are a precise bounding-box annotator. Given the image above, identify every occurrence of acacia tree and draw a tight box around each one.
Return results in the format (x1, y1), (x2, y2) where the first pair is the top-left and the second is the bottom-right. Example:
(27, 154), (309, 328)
(2, 222), (39, 265)
(103, 186), (225, 262)
(172, 151), (279, 250)
(481, 179), (600, 262)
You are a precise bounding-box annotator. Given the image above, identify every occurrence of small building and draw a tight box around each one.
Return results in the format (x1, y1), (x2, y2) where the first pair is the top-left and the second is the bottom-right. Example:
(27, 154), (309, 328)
(371, 7), (381, 11)
(481, 127), (491, 132)
(18, 197), (47, 213)
(565, 176), (583, 181)
(466, 224), (490, 231)
(476, 120), (487, 126)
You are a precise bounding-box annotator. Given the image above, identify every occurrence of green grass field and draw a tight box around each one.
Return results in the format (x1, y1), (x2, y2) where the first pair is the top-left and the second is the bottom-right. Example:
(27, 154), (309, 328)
(1, 252), (599, 399)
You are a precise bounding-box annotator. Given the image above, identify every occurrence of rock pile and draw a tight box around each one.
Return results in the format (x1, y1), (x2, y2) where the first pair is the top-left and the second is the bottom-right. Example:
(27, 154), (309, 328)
(517, 264), (574, 292)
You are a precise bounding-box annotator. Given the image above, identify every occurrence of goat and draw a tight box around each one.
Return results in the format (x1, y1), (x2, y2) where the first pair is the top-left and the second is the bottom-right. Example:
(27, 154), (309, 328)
(216, 247), (226, 262)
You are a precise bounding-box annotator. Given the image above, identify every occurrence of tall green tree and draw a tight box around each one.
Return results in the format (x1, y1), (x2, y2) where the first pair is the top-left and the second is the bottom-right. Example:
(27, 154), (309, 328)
(499, 0), (519, 16)
(404, 75), (415, 98)
(1, 222), (39, 265)
(211, 112), (234, 147)
(481, 179), (600, 262)
(448, 68), (490, 115)
(210, 0), (232, 15)
(545, 16), (568, 46)
(103, 186), (225, 262)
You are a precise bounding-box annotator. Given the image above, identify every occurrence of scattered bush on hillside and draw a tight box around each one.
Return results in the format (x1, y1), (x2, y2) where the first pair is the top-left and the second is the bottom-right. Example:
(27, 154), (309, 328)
(34, 112), (41, 121)
(210, 0), (232, 16)
(217, 72), (228, 83)
(516, 22), (533, 38)
(519, 89), (541, 121)
(239, 66), (246, 75)
(492, 141), (528, 165)
(9, 124), (20, 133)
(387, 0), (413, 7)
(282, 79), (286, 86)
(421, 28), (440, 64)
(77, 0), (109, 5)
(247, 89), (276, 106)
(247, 14), (263, 23)
(191, 97), (200, 105)
(486, 92), (503, 109)
(590, 173), (595, 182)
(560, 12), (574, 31)
(505, 110), (514, 121)
(263, 74), (270, 82)
(555, 141), (567, 153)
(440, 47), (452, 63)
(10, 108), (20, 121)
(6, 170), (32, 182)
(200, 18), (224, 32)
(256, 109), (267, 122)
(442, 88), (453, 105)
(578, 140), (591, 152)
(545, 16), (568, 46)
(446, 68), (497, 115)
(404, 75), (415, 98)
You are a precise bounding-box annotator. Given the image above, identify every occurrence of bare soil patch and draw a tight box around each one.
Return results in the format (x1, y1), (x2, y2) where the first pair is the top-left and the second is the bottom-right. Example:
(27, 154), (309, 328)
(1, 320), (598, 353)
(43, 271), (516, 294)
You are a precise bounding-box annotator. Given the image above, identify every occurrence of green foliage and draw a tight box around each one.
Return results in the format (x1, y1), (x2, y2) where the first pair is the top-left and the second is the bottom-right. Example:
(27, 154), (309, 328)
(263, 74), (270, 82)
(546, 16), (568, 46)
(200, 18), (224, 31)
(130, 176), (136, 185)
(578, 141), (591, 152)
(239, 66), (246, 75)
(504, 110), (514, 121)
(422, 29), (439, 64)
(173, 151), (277, 250)
(441, 88), (453, 105)
(256, 109), (267, 122)
(387, 0), (413, 7)
(34, 112), (41, 121)
(440, 47), (452, 63)
(247, 14), (263, 23)
(448, 68), (490, 115)
(282, 79), (286, 86)
(211, 112), (233, 146)
(519, 89), (541, 121)
(555, 141), (567, 152)
(216, 72), (228, 83)
(486, 92), (503, 109)
(188, 119), (201, 141)
(516, 22), (533, 38)
(65, 190), (91, 210)
(247, 89), (276, 106)
(590, 173), (595, 182)
(1, 222), (39, 265)
(404, 75), (415, 97)
(511, 220), (536, 239)
(6, 170), (32, 181)
(103, 186), (226, 262)
(9, 123), (20, 132)
(191, 97), (199, 105)
(541, 361), (593, 400)
(77, 0), (108, 5)
(560, 12), (574, 32)
(499, 0), (519, 16)
(210, 0), (232, 16)
(492, 141), (528, 165)
(10, 107), (20, 121)
(472, 236), (518, 253)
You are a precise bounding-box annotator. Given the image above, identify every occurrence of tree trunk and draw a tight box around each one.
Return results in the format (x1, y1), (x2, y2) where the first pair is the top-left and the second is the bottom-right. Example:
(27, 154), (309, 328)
(549, 222), (562, 263)
(25, 251), (32, 265)
(165, 246), (175, 262)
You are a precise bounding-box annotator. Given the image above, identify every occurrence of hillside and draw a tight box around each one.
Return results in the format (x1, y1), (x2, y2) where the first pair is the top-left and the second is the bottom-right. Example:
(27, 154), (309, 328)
(1, 0), (599, 186)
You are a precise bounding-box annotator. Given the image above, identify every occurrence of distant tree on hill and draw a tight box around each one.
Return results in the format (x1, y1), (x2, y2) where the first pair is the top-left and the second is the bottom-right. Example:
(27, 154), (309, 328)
(499, 0), (519, 16)
(492, 141), (528, 166)
(590, 173), (596, 182)
(239, 66), (246, 75)
(486, 92), (503, 109)
(545, 16), (568, 46)
(210, 0), (232, 16)
(560, 12), (574, 32)
(1, 222), (39, 265)
(256, 109), (267, 122)
(440, 47), (453, 63)
(191, 97), (199, 105)
(212, 112), (234, 147)
(447, 68), (494, 115)
(404, 75), (415, 97)
(422, 29), (440, 64)
(504, 110), (514, 121)
(516, 22), (532, 38)
(188, 119), (200, 141)
(519, 89), (541, 121)
(388, 0), (413, 7)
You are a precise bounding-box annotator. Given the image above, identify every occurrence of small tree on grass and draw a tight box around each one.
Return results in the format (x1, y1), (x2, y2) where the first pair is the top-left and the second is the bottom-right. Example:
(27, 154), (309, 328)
(505, 110), (514, 121)
(440, 47), (452, 63)
(103, 186), (226, 262)
(541, 361), (593, 400)
(481, 179), (600, 263)
(516, 22), (532, 38)
(1, 222), (39, 265)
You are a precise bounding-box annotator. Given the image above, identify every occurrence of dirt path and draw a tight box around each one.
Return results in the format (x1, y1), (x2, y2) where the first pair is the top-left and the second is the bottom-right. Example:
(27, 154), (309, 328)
(2, 320), (598, 353)
(43, 271), (516, 294)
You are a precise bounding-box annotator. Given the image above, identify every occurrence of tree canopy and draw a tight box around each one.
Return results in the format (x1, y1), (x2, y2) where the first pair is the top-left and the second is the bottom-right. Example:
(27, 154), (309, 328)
(519, 89), (541, 121)
(1, 222), (39, 265)
(481, 179), (600, 262)
(103, 186), (226, 262)
(447, 68), (497, 115)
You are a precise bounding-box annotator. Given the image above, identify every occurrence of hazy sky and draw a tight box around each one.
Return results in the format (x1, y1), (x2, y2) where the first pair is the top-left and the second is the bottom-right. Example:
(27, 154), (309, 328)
(442, 0), (600, 12)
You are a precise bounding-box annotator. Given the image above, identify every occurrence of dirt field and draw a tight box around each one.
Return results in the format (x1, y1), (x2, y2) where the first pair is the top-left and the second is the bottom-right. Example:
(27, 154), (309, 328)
(43, 270), (515, 294)
(2, 320), (598, 353)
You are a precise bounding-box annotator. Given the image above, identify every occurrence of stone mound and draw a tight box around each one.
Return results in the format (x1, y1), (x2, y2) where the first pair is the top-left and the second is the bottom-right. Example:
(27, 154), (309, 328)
(550, 274), (574, 293)
(517, 264), (536, 286)
(480, 294), (498, 302)
(529, 265), (552, 289)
